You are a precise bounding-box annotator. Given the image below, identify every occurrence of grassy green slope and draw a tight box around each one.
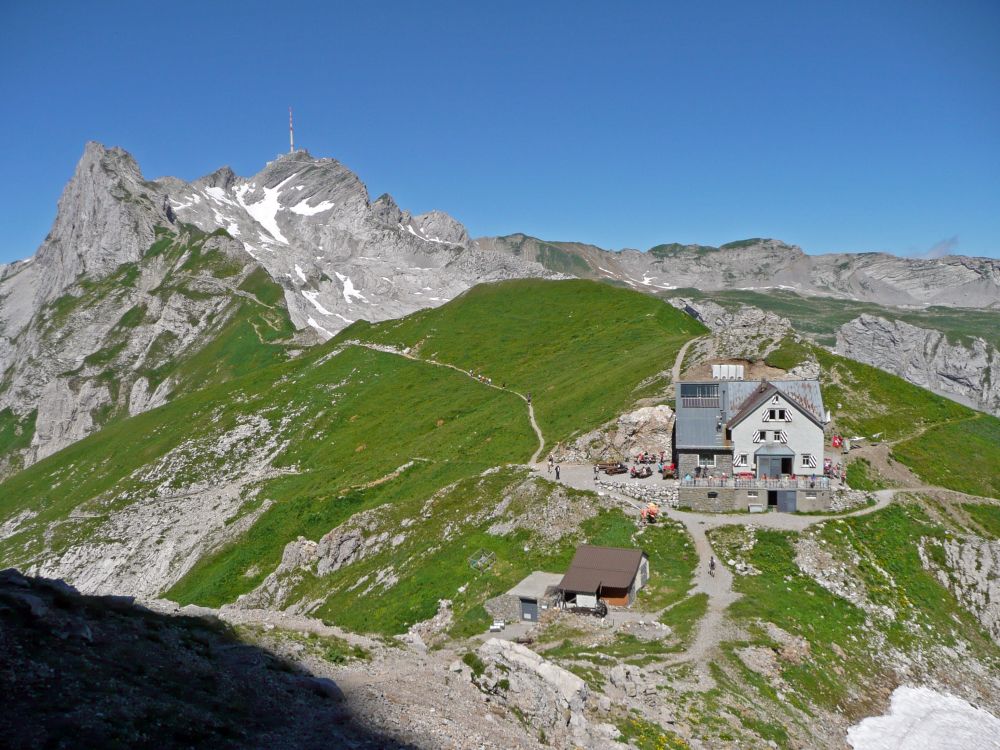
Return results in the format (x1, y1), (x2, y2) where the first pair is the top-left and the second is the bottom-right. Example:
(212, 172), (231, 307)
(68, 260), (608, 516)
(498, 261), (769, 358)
(342, 279), (706, 450)
(813, 347), (1000, 497)
(1, 280), (703, 621)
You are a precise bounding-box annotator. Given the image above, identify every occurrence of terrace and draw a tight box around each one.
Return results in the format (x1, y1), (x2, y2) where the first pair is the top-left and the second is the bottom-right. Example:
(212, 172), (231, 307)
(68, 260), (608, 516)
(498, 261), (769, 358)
(680, 476), (832, 490)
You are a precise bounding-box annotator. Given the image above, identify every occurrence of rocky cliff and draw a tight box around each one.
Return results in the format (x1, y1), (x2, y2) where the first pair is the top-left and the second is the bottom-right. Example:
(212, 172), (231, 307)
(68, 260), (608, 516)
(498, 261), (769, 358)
(836, 314), (1000, 417)
(154, 150), (554, 339)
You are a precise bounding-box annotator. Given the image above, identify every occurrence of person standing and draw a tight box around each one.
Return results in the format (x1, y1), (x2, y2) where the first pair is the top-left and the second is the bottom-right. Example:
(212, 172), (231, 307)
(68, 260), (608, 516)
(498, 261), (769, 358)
(547, 456), (553, 474)
(555, 465), (561, 481)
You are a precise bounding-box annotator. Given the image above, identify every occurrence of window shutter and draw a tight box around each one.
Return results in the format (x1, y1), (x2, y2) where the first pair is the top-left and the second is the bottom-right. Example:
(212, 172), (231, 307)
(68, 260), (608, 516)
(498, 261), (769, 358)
(777, 430), (788, 443)
(762, 409), (771, 422)
(753, 430), (763, 443)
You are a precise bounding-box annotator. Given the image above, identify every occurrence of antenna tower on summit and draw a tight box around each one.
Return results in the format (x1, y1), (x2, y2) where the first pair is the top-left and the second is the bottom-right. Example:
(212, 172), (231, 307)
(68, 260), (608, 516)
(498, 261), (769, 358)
(289, 107), (295, 153)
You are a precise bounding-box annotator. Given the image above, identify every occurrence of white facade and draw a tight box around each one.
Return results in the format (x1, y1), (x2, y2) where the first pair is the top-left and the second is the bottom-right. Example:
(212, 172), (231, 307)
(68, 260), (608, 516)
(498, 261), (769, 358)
(729, 392), (825, 475)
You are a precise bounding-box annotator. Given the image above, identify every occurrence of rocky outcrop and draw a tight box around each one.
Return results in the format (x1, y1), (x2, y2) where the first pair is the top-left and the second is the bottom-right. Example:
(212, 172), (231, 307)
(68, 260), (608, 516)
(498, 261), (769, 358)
(476, 638), (624, 748)
(670, 297), (794, 361)
(836, 314), (1000, 416)
(237, 504), (395, 610)
(920, 535), (1000, 643)
(558, 405), (675, 462)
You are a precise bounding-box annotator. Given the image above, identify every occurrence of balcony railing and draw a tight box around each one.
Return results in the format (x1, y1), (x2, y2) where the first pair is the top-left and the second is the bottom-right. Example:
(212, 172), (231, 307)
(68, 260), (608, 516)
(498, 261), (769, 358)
(680, 477), (831, 490)
(681, 397), (720, 408)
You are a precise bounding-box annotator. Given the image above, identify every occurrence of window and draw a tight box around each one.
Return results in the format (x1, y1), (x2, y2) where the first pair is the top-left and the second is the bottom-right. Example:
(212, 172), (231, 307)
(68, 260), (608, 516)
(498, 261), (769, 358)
(752, 430), (765, 443)
(681, 383), (719, 408)
(733, 453), (748, 468)
(765, 408), (790, 422)
(806, 491), (818, 499)
(775, 431), (788, 443)
(747, 490), (758, 498)
(681, 383), (719, 399)
(698, 453), (715, 467)
(802, 453), (818, 468)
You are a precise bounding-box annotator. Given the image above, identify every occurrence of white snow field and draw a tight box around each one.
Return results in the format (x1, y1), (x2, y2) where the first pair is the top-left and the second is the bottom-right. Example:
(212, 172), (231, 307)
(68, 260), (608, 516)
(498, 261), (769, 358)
(848, 686), (1000, 750)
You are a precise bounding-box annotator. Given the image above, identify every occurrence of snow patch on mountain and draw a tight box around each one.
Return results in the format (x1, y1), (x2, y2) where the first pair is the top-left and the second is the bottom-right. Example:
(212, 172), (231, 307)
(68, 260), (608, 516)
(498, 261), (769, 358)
(289, 198), (336, 216)
(847, 686), (1000, 750)
(302, 291), (333, 316)
(335, 272), (367, 304)
(235, 176), (296, 244)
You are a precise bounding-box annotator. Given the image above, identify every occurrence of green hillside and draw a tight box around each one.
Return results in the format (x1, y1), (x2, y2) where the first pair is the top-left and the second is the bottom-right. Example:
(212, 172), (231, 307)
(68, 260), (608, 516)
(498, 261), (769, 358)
(0, 279), (702, 621)
(342, 279), (704, 450)
(756, 337), (1000, 498)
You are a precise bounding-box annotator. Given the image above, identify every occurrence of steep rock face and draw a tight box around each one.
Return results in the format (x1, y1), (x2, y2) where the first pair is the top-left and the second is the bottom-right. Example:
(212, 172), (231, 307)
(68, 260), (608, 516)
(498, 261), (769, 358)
(836, 314), (1000, 417)
(0, 224), (294, 476)
(920, 535), (1000, 643)
(485, 234), (1000, 308)
(156, 149), (555, 340)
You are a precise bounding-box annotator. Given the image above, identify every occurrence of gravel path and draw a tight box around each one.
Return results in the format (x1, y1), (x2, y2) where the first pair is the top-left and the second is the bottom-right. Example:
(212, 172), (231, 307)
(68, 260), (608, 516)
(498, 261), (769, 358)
(536, 460), (899, 686)
(672, 334), (705, 384)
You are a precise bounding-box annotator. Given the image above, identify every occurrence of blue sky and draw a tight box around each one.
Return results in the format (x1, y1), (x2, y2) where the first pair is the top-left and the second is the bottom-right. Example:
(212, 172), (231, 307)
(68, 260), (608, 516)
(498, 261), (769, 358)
(1, 1), (998, 263)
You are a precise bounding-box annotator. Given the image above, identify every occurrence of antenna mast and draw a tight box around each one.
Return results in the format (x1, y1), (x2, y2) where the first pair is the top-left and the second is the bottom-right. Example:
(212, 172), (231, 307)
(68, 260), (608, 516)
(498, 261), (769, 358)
(289, 107), (295, 153)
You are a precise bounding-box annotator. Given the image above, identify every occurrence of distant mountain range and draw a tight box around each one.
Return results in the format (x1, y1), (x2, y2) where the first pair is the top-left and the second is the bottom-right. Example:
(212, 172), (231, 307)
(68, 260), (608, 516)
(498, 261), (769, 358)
(477, 234), (1000, 309)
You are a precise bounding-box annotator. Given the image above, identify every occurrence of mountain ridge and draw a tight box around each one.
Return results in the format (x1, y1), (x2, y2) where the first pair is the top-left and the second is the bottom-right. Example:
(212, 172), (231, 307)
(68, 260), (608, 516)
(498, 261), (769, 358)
(480, 233), (1000, 308)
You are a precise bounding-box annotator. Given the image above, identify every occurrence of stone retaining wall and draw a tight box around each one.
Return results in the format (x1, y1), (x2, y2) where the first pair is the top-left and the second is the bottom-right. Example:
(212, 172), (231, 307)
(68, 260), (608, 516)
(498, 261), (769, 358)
(595, 479), (679, 508)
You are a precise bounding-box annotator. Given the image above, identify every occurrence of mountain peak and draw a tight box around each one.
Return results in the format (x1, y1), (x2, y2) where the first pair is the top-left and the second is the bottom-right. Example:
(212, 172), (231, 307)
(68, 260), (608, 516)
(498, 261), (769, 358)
(32, 143), (169, 300)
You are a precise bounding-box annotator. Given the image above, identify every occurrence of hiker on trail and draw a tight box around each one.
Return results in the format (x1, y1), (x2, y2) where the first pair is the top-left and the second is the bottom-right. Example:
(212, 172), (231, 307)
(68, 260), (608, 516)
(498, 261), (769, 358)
(527, 392), (531, 404)
(547, 456), (554, 474)
(709, 556), (716, 577)
(593, 465), (599, 480)
(555, 465), (561, 480)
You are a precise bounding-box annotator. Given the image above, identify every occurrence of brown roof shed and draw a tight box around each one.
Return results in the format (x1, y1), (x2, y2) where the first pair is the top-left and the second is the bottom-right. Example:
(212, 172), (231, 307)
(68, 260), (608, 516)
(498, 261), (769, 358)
(558, 545), (647, 595)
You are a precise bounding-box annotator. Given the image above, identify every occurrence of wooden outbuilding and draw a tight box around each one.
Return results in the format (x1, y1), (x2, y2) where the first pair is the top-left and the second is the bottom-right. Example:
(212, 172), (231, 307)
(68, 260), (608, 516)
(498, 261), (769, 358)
(558, 545), (649, 608)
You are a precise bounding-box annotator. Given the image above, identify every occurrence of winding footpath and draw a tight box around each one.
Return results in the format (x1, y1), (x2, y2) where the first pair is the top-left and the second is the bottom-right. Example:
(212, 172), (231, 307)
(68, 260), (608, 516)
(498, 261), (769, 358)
(347, 337), (981, 680)
(345, 341), (546, 462)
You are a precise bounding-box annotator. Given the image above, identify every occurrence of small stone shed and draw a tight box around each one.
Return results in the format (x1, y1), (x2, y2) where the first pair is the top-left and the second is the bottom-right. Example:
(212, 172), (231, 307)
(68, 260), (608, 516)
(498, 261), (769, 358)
(485, 571), (563, 623)
(558, 545), (650, 608)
